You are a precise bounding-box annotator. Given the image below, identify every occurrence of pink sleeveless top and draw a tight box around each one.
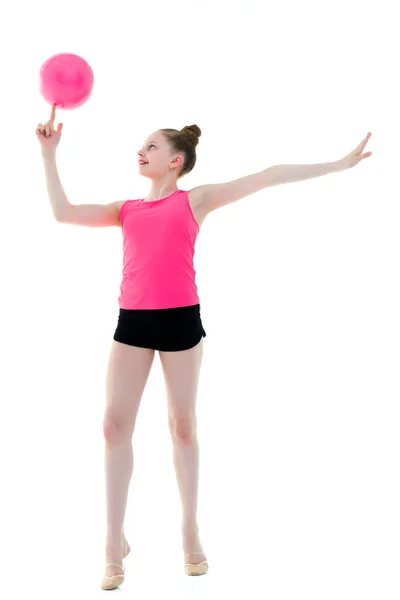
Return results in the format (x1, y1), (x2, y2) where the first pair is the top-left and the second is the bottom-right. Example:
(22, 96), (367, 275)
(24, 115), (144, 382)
(118, 189), (201, 310)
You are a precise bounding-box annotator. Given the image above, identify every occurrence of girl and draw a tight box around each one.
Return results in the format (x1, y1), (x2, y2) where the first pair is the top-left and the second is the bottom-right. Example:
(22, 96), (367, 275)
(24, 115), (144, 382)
(36, 105), (210, 588)
(36, 104), (372, 589)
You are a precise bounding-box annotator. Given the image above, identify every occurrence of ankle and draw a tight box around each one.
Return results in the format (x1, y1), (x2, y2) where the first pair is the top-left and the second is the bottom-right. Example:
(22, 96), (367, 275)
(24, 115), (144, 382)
(106, 534), (124, 546)
(182, 523), (199, 535)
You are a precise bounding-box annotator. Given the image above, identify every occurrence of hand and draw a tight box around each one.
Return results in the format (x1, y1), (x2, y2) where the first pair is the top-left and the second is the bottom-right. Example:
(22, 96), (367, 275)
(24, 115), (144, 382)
(36, 104), (63, 152)
(339, 132), (372, 169)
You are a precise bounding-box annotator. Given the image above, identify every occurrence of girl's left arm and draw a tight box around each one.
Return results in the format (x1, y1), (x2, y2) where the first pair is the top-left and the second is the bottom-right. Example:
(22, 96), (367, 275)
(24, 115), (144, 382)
(192, 132), (372, 215)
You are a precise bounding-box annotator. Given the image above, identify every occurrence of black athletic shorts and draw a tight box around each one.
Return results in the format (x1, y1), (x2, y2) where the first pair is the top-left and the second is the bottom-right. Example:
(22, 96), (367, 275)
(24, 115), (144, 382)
(113, 303), (206, 352)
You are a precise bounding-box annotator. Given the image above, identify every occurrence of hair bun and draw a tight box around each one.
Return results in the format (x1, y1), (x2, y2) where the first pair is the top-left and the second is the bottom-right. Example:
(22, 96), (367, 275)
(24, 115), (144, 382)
(181, 125), (201, 146)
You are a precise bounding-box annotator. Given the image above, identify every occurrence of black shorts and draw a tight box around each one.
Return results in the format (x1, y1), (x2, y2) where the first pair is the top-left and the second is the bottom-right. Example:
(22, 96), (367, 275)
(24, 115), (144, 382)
(113, 303), (207, 352)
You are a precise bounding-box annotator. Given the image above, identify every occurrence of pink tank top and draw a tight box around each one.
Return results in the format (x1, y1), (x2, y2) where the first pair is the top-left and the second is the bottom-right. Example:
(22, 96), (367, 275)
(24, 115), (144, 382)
(118, 189), (201, 310)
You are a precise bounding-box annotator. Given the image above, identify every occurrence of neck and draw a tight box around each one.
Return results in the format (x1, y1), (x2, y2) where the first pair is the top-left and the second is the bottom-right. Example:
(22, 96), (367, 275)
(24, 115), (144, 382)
(145, 174), (179, 201)
(145, 187), (178, 201)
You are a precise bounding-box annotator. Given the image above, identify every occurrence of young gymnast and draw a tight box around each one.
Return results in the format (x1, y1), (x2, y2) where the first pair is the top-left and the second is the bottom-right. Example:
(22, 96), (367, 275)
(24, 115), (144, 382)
(36, 104), (372, 589)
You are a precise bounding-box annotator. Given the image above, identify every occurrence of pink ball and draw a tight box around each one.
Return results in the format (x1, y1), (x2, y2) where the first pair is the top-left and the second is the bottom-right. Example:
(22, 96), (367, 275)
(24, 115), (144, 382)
(39, 53), (94, 110)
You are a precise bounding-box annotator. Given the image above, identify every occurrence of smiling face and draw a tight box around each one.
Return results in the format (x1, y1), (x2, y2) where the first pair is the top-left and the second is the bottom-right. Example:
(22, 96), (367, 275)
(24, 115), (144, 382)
(137, 131), (185, 179)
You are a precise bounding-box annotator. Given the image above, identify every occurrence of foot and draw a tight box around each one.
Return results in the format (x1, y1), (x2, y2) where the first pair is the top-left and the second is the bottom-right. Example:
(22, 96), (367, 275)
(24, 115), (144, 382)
(182, 527), (207, 565)
(104, 534), (130, 577)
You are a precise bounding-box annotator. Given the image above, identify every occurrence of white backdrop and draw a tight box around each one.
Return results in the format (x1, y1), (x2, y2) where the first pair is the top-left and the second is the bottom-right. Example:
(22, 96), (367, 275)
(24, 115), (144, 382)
(1, 0), (398, 598)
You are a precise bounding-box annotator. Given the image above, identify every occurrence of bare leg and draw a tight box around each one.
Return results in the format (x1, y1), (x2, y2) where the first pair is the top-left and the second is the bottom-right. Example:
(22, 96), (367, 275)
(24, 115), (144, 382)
(172, 434), (200, 530)
(104, 437), (133, 572)
(172, 433), (206, 563)
(160, 339), (206, 566)
(102, 341), (155, 578)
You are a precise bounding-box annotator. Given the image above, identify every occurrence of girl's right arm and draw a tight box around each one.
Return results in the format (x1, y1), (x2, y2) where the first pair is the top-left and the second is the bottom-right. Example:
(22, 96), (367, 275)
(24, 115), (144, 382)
(37, 105), (122, 228)
(41, 152), (122, 227)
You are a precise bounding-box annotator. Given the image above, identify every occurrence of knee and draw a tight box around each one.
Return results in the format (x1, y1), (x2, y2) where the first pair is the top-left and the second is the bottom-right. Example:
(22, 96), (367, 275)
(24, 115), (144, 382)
(169, 416), (197, 445)
(103, 417), (131, 444)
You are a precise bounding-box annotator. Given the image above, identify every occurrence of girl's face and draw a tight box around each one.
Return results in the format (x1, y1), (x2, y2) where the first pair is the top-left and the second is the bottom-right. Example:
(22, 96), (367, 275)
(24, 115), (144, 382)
(137, 131), (184, 178)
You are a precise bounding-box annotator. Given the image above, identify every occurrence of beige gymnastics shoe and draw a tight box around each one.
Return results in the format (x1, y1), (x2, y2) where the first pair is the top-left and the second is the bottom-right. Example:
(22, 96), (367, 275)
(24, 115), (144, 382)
(100, 560), (125, 590)
(184, 552), (209, 576)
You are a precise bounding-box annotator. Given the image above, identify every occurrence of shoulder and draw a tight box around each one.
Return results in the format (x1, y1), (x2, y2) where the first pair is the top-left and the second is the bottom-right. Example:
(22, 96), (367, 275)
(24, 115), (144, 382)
(112, 200), (132, 227)
(187, 187), (204, 212)
(187, 187), (210, 228)
(116, 200), (128, 212)
(116, 200), (135, 217)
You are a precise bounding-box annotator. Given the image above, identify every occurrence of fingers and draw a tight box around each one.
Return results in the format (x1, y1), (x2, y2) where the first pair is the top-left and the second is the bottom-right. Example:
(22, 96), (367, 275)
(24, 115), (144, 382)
(361, 131), (372, 149)
(35, 104), (57, 137)
(50, 103), (56, 124)
(36, 123), (48, 138)
(46, 120), (55, 136)
(355, 132), (371, 155)
(36, 120), (61, 139)
(36, 104), (64, 140)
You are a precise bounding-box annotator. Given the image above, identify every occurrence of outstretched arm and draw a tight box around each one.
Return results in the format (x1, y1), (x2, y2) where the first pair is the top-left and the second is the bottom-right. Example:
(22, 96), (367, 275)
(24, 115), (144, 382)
(193, 132), (372, 214)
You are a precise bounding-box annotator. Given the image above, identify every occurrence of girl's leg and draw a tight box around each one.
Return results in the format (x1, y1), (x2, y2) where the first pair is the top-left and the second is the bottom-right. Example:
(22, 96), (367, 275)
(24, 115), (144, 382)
(103, 340), (155, 575)
(159, 339), (207, 563)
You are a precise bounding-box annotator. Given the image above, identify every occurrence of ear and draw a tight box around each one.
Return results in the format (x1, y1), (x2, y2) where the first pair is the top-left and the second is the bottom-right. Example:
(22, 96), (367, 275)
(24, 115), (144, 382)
(171, 155), (184, 168)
